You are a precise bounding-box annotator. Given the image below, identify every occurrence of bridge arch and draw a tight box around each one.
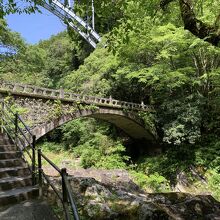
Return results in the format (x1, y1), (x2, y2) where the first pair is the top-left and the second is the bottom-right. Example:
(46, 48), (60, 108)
(31, 107), (155, 142)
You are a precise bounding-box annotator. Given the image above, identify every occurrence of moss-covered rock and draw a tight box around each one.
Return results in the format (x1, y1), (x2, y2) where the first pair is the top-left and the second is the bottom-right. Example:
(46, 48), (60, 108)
(44, 173), (220, 219)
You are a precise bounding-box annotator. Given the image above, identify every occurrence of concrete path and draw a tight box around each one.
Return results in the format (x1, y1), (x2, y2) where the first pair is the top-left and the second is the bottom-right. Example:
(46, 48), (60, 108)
(0, 200), (58, 220)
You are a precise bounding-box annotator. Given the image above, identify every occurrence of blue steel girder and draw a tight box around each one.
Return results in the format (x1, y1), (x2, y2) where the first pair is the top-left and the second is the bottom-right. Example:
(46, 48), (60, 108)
(41, 0), (101, 48)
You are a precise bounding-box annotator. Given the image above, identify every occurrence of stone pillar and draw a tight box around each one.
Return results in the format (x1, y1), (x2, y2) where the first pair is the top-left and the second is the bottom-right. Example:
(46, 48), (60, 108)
(109, 96), (112, 104)
(60, 87), (64, 99)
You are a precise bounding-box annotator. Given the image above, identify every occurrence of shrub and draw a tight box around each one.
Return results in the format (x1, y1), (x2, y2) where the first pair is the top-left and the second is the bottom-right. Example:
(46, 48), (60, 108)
(72, 135), (129, 169)
(207, 170), (220, 201)
(130, 171), (170, 192)
(40, 142), (63, 152)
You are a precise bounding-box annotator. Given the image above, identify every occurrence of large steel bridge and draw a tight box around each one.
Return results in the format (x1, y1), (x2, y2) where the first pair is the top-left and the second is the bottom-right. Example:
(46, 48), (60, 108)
(41, 0), (101, 48)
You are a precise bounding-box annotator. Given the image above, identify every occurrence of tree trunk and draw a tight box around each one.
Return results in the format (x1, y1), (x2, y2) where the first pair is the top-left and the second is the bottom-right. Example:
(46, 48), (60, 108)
(179, 0), (220, 46)
(160, 0), (220, 47)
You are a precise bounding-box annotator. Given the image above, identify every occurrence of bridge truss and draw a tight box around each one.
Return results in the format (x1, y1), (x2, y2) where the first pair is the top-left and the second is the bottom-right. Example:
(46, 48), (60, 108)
(41, 0), (101, 48)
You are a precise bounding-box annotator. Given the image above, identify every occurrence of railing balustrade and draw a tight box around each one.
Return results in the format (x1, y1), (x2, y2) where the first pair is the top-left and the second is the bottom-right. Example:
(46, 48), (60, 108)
(0, 80), (152, 112)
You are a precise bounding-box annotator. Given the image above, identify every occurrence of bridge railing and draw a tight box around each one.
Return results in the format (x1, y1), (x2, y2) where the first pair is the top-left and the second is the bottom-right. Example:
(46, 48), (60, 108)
(0, 81), (152, 112)
(0, 101), (80, 220)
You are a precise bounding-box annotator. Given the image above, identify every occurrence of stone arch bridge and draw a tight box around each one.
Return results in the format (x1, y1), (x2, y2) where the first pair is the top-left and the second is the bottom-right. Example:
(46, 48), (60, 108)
(0, 81), (157, 142)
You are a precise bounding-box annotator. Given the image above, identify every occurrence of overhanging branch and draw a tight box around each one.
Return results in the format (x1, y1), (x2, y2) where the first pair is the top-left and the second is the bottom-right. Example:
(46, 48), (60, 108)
(160, 0), (220, 47)
(179, 0), (220, 46)
(160, 0), (176, 10)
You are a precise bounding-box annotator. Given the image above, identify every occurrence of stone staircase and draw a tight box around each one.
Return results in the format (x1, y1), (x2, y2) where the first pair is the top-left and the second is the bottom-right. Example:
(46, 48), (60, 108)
(0, 133), (38, 206)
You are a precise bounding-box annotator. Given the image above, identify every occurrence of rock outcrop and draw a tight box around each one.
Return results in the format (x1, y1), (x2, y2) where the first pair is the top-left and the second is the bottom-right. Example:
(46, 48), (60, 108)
(43, 169), (220, 220)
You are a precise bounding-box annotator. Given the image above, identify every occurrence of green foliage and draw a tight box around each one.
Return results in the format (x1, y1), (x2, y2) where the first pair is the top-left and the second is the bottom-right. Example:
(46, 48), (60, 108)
(59, 118), (129, 170)
(0, 0), (41, 18)
(138, 111), (157, 137)
(194, 136), (220, 171)
(0, 30), (82, 88)
(40, 141), (64, 153)
(207, 170), (220, 201)
(106, 8), (220, 143)
(137, 147), (195, 184)
(38, 142), (77, 169)
(72, 133), (129, 169)
(0, 19), (26, 58)
(129, 171), (147, 189)
(134, 135), (220, 190)
(130, 171), (170, 192)
(62, 46), (118, 96)
(39, 32), (78, 88)
(161, 95), (202, 145)
(61, 119), (96, 149)
(49, 100), (63, 119)
(4, 96), (28, 116)
(145, 173), (170, 192)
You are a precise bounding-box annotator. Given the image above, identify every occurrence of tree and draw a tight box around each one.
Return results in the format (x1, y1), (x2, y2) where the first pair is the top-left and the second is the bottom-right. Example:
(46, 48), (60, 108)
(0, 19), (27, 60)
(0, 0), (40, 18)
(104, 0), (220, 144)
(160, 0), (220, 47)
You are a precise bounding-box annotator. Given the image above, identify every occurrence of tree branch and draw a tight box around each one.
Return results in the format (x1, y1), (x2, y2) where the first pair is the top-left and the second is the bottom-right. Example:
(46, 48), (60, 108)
(160, 0), (176, 10)
(160, 0), (220, 47)
(179, 0), (220, 46)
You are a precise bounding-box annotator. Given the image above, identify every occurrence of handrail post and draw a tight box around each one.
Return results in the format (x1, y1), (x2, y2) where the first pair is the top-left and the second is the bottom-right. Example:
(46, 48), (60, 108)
(0, 102), (4, 133)
(32, 135), (36, 185)
(15, 112), (18, 146)
(61, 168), (71, 220)
(38, 148), (43, 198)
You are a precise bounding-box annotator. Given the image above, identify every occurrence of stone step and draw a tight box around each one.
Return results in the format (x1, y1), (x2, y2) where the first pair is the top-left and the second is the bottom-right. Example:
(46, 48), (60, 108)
(0, 140), (13, 145)
(0, 145), (17, 152)
(0, 133), (8, 137)
(0, 200), (58, 220)
(0, 136), (12, 145)
(0, 134), (10, 140)
(0, 151), (21, 159)
(0, 176), (32, 191)
(0, 186), (39, 206)
(0, 167), (30, 179)
(0, 158), (26, 168)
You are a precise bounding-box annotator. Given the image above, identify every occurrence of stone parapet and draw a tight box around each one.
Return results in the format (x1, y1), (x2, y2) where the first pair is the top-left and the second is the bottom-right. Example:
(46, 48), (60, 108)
(0, 81), (152, 112)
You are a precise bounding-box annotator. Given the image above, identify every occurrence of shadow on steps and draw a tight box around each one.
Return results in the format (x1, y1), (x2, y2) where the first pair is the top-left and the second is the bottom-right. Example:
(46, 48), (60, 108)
(0, 199), (58, 220)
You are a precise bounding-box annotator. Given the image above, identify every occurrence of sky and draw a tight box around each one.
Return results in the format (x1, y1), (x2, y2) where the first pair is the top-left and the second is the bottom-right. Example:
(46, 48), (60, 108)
(6, 7), (66, 44)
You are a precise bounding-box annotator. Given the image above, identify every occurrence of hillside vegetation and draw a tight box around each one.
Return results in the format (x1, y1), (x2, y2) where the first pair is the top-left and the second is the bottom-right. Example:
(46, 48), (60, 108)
(0, 0), (220, 201)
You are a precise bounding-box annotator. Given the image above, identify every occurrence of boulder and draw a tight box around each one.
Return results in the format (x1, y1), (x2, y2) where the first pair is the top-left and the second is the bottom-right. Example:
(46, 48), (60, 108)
(43, 170), (220, 220)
